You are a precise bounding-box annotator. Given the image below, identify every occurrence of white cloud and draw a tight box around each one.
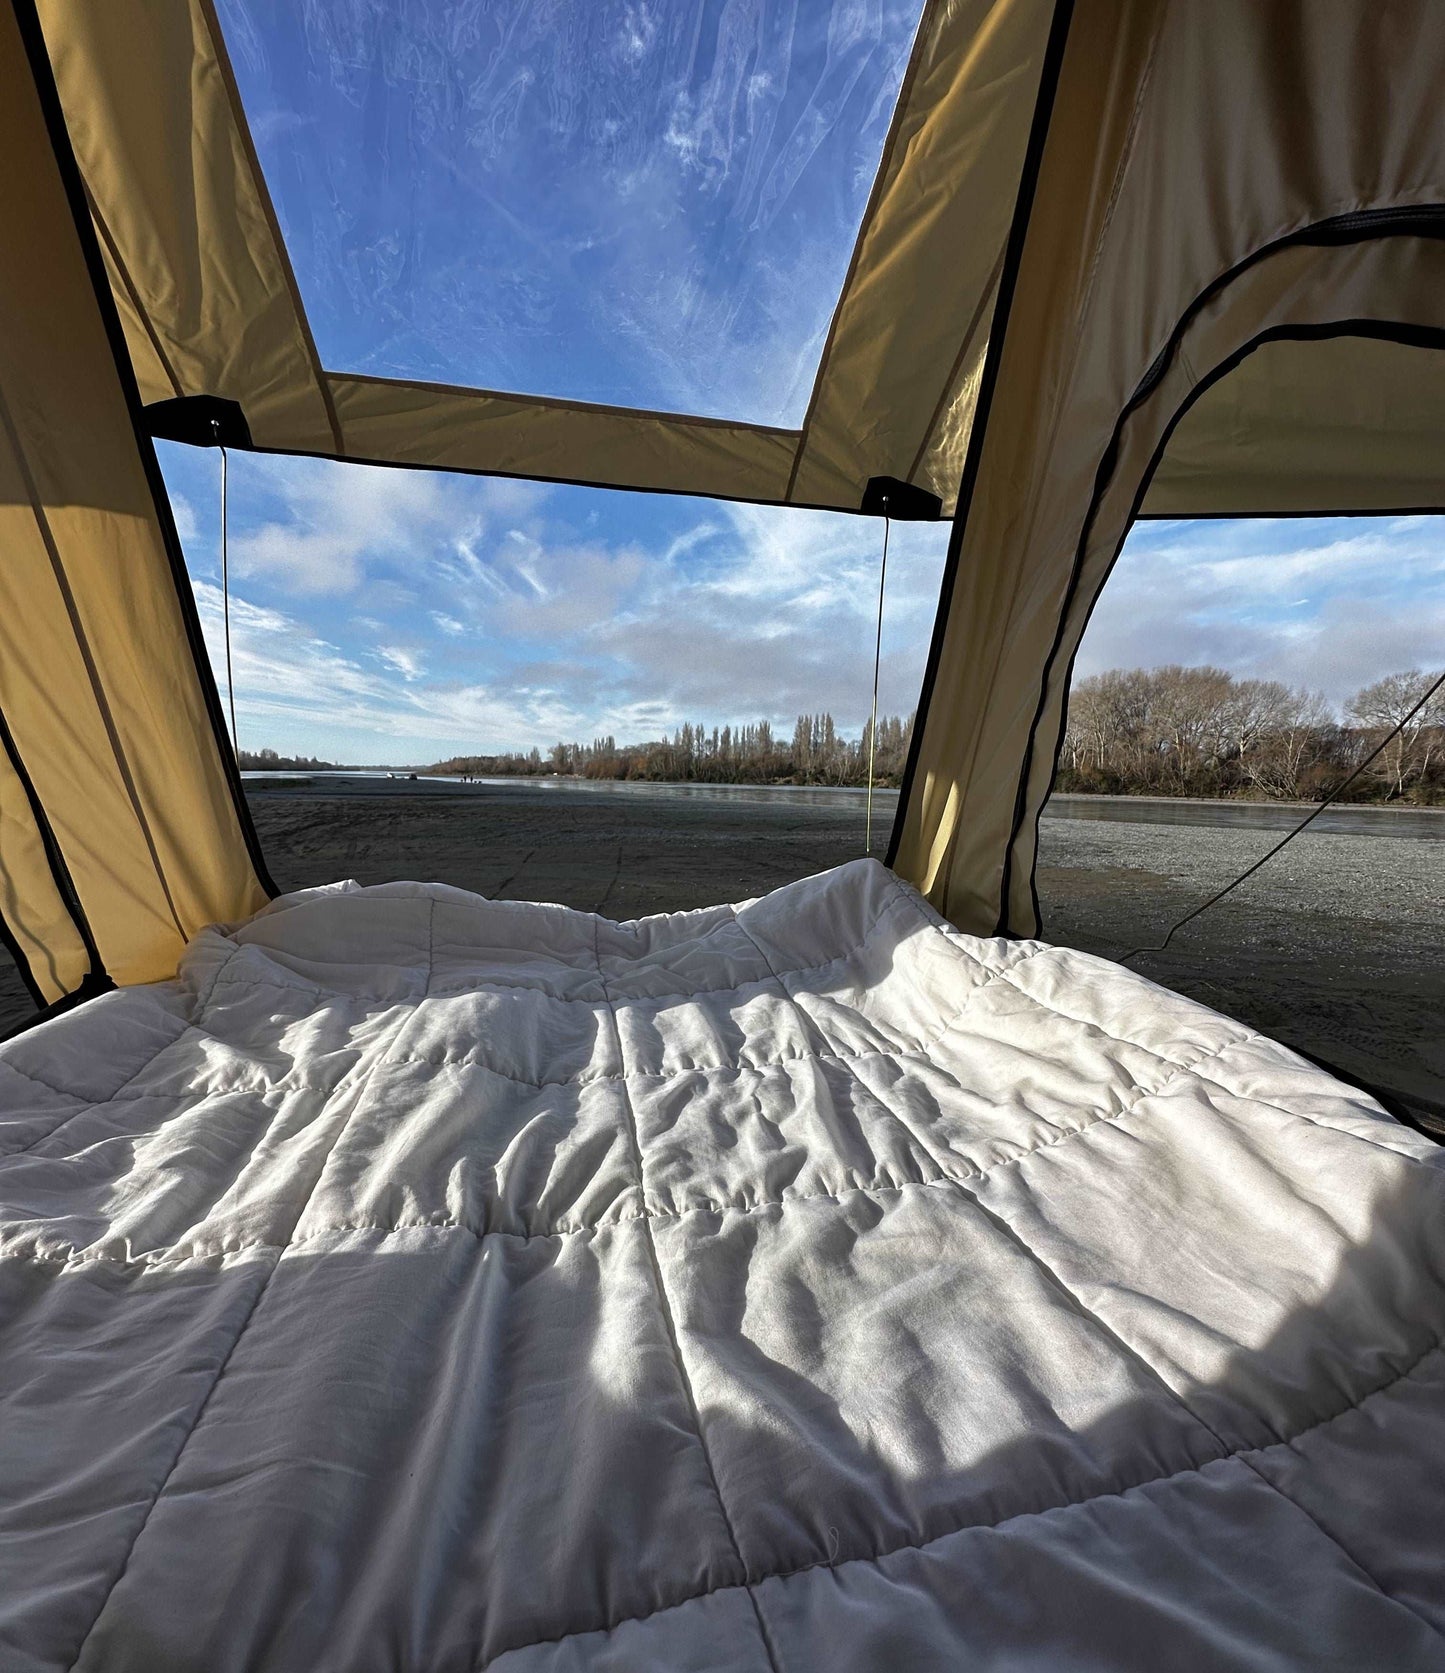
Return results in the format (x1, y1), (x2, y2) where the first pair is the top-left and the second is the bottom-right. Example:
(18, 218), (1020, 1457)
(169, 491), (199, 545)
(376, 646), (425, 681)
(230, 456), (448, 595)
(1076, 516), (1445, 709)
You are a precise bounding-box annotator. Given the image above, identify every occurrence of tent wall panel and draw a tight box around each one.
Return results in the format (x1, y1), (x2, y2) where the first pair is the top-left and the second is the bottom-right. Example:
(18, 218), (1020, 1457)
(1142, 333), (1445, 517)
(786, 0), (1053, 514)
(35, 0), (341, 453)
(892, 0), (1445, 936)
(0, 0), (269, 993)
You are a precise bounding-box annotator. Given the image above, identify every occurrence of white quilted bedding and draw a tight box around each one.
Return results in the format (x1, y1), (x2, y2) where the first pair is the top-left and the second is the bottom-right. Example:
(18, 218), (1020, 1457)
(1, 858), (1443, 1671)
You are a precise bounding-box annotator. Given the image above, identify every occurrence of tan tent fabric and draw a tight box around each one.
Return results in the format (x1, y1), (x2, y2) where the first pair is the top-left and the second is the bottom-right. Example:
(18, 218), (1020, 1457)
(35, 0), (342, 455)
(45, 0), (1445, 523)
(0, 0), (269, 995)
(1142, 333), (1445, 517)
(325, 375), (801, 507)
(37, 0), (1046, 515)
(893, 0), (1445, 936)
(786, 0), (1053, 511)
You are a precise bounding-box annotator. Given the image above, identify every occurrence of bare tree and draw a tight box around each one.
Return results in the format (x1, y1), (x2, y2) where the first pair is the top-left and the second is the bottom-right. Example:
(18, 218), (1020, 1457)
(1240, 687), (1333, 798)
(1346, 669), (1445, 798)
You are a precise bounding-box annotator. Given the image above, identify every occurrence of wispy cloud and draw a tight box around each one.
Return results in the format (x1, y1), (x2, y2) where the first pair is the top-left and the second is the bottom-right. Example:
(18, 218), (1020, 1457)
(1078, 515), (1445, 707)
(170, 446), (949, 762)
(167, 440), (1443, 765)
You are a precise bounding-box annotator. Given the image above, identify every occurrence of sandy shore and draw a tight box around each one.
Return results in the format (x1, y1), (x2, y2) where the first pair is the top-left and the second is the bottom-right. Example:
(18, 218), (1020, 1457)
(3, 783), (1439, 1131)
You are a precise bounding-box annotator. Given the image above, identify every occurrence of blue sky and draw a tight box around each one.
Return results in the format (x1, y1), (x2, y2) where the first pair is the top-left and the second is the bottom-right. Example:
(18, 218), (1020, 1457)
(152, 2), (1445, 766)
(216, 0), (922, 423)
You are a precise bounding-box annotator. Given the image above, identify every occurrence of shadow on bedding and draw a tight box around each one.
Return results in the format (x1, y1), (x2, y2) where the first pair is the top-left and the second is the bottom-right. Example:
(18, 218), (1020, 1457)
(2, 1151), (1444, 1672)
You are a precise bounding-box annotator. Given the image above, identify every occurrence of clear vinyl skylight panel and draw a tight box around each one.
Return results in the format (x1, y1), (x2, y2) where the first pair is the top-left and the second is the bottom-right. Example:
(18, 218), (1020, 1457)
(214, 0), (925, 426)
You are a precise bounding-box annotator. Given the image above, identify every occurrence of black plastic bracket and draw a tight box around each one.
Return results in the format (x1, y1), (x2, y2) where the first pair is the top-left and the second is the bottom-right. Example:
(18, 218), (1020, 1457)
(861, 475), (943, 520)
(144, 394), (253, 449)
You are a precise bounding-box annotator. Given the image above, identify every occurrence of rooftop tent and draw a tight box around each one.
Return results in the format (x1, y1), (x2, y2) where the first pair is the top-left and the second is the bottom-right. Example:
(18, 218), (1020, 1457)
(2, 0), (1444, 996)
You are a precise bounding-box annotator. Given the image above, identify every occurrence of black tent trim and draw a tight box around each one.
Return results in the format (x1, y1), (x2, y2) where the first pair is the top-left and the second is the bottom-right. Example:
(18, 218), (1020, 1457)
(12, 0), (279, 904)
(886, 0), (1077, 870)
(1002, 294), (1445, 942)
(0, 697), (104, 1005)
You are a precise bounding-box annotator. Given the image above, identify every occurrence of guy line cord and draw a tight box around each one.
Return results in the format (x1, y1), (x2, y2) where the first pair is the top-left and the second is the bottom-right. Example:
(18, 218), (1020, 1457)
(866, 500), (891, 853)
(1120, 665), (1445, 962)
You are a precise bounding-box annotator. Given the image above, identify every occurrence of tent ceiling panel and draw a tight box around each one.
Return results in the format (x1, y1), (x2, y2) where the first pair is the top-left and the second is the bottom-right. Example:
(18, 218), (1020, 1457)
(0, 0), (270, 994)
(326, 373), (800, 506)
(37, 0), (1044, 515)
(34, 0), (1445, 522)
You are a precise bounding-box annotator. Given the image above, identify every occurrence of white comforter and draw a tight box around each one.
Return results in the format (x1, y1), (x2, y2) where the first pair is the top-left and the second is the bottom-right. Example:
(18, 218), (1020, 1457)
(1, 858), (1442, 1671)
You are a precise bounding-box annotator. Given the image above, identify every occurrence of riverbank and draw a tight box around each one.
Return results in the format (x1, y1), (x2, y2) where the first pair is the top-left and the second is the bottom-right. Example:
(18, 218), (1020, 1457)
(2, 785), (1439, 1131)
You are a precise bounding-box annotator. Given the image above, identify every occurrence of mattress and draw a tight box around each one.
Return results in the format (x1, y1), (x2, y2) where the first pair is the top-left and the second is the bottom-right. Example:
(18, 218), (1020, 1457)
(1, 858), (1442, 1670)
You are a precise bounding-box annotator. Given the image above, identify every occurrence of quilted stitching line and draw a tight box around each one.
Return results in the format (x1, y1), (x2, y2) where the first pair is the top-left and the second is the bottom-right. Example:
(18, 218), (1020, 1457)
(0, 1031), (1278, 1271)
(991, 962), (1255, 1080)
(1182, 1060), (1444, 1171)
(1, 1072), (347, 1164)
(474, 1336), (1445, 1668)
(730, 913), (961, 1186)
(59, 989), (431, 1672)
(61, 1250), (282, 1673)
(1235, 1452), (1445, 1647)
(590, 915), (783, 1673)
(1, 1025), (199, 1158)
(358, 943), (1055, 1092)
(0, 943), (250, 1151)
(956, 1165), (1445, 1647)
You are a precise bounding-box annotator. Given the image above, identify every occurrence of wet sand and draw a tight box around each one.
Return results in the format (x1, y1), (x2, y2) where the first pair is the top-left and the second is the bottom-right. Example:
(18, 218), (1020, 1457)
(3, 782), (1440, 1133)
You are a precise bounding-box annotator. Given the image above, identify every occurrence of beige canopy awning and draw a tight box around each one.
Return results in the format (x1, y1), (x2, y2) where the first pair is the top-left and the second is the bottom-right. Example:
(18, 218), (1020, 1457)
(4, 0), (1445, 1006)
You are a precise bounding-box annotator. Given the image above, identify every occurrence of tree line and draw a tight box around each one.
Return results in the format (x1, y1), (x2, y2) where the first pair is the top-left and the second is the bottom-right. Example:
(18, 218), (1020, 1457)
(1060, 665), (1444, 802)
(428, 713), (915, 788)
(238, 747), (339, 772)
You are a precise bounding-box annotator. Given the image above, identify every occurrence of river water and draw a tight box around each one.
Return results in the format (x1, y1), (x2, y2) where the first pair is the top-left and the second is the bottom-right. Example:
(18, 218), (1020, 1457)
(241, 773), (1445, 839)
